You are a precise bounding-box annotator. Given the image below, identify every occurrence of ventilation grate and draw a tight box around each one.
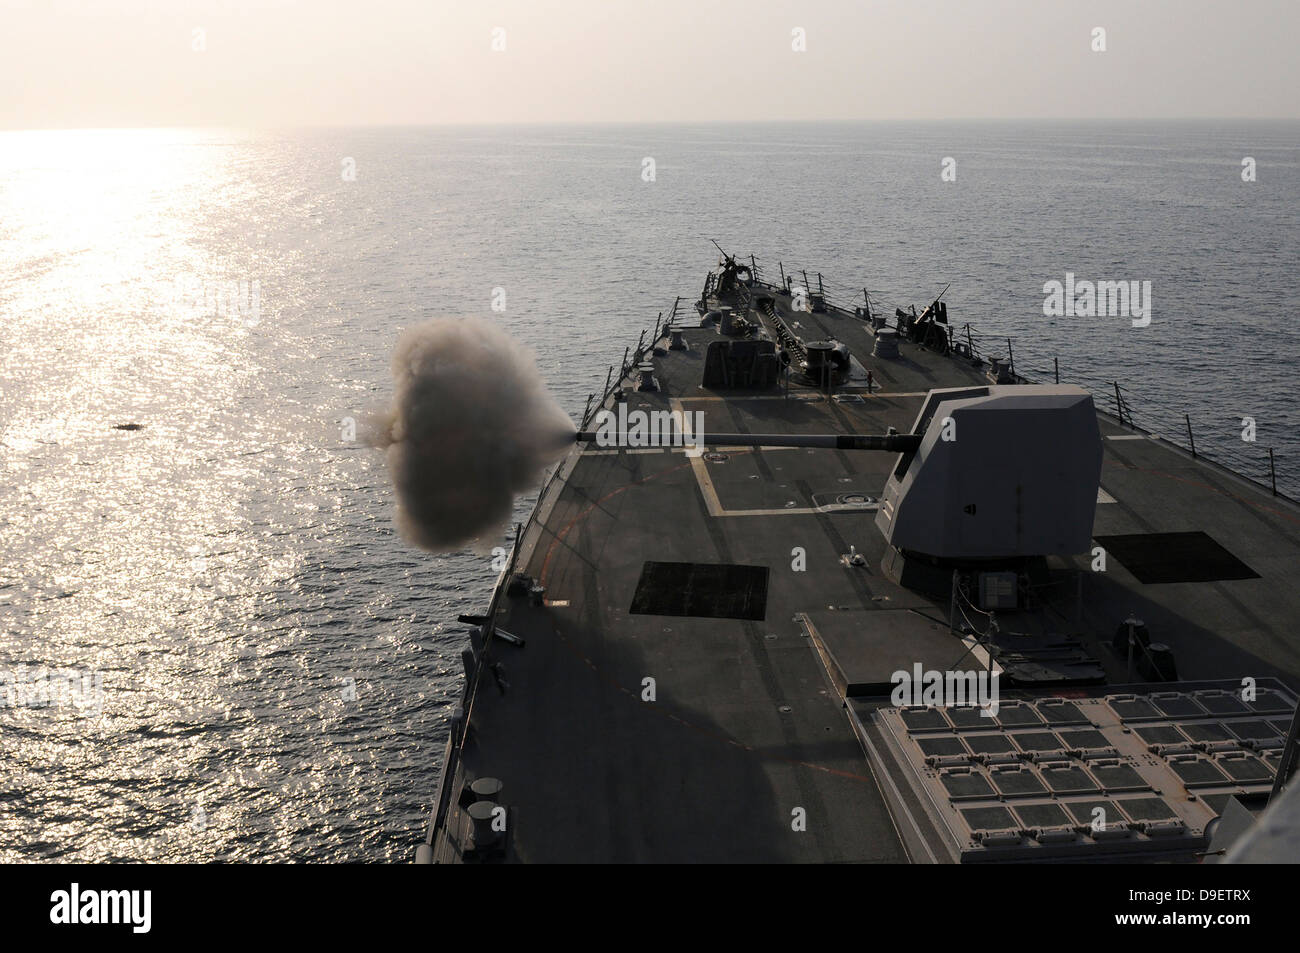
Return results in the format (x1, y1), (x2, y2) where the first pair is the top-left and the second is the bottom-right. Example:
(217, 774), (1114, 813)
(630, 561), (769, 621)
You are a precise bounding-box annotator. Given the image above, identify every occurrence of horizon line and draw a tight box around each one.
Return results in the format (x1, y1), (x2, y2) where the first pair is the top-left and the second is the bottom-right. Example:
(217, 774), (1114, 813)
(4, 116), (1300, 134)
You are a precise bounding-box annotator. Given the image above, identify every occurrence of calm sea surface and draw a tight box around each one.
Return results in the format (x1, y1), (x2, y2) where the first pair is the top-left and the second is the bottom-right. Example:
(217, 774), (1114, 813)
(1, 121), (1297, 861)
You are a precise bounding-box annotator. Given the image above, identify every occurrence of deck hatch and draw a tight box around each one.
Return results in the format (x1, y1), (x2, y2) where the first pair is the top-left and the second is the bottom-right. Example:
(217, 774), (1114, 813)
(900, 707), (949, 731)
(991, 767), (1048, 797)
(629, 561), (769, 621)
(1118, 797), (1178, 822)
(960, 806), (1015, 831)
(1225, 719), (1279, 741)
(1092, 531), (1260, 584)
(916, 735), (968, 756)
(1182, 722), (1231, 742)
(1150, 694), (1206, 718)
(1011, 731), (1065, 753)
(1134, 724), (1186, 745)
(1036, 700), (1088, 724)
(941, 772), (996, 800)
(1217, 755), (1271, 782)
(1066, 800), (1125, 825)
(965, 734), (1018, 755)
(1090, 764), (1148, 791)
(1015, 803), (1073, 829)
(1041, 765), (1099, 794)
(1058, 728), (1110, 749)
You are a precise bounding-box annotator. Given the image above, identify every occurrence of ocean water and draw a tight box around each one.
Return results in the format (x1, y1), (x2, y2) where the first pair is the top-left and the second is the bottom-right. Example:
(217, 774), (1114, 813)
(1, 121), (1297, 862)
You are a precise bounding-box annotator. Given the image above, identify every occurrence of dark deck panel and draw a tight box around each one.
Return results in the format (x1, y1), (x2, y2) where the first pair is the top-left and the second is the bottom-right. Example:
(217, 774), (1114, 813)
(804, 609), (973, 696)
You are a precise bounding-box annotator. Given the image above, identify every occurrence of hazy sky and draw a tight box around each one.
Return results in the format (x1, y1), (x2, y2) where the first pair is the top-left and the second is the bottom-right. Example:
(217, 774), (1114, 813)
(1, 0), (1296, 129)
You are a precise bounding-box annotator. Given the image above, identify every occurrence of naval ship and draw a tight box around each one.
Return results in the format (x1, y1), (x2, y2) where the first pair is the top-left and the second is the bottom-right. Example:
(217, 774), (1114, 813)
(418, 246), (1300, 864)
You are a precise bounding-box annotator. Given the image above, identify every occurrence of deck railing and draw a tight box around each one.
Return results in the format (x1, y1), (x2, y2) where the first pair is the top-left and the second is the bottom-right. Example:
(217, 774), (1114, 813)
(744, 254), (1294, 503)
(953, 323), (1292, 503)
(425, 515), (527, 846)
(580, 295), (683, 430)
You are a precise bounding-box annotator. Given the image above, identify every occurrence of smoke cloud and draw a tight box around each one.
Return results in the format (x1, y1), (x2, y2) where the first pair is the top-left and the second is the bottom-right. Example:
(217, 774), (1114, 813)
(373, 317), (575, 552)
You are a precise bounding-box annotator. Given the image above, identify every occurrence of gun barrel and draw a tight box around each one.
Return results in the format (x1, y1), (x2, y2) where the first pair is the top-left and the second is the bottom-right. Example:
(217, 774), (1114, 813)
(574, 431), (920, 452)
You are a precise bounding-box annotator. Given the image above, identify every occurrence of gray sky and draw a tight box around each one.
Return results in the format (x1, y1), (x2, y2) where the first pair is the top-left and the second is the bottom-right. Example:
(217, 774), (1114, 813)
(1, 0), (1296, 129)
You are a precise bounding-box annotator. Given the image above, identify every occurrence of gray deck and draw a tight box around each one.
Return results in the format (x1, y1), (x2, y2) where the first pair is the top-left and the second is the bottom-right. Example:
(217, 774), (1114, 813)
(429, 283), (1300, 863)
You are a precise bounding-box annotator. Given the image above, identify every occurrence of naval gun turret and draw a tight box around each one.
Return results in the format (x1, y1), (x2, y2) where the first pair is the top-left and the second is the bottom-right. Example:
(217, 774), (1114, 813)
(874, 384), (1103, 592)
(706, 239), (753, 300)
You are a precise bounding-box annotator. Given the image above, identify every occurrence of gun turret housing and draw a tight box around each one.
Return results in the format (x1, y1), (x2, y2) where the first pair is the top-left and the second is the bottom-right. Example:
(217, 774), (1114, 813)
(876, 385), (1102, 560)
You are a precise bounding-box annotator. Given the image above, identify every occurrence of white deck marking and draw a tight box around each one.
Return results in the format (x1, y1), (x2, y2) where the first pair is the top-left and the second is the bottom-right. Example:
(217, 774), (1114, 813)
(677, 391), (926, 402)
(581, 446), (800, 457)
(671, 399), (882, 518)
